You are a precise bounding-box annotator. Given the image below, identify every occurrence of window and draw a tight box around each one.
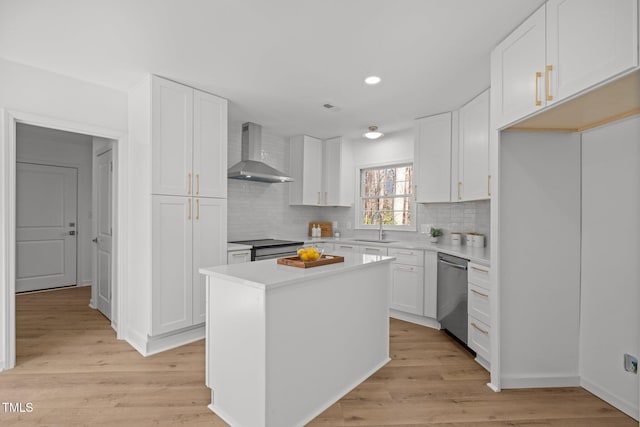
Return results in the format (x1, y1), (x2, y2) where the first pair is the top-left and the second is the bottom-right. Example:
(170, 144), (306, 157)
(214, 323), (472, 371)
(358, 163), (414, 229)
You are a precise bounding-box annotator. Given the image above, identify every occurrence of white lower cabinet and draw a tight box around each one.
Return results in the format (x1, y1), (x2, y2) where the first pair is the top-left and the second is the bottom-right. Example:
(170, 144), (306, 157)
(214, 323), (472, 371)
(388, 248), (425, 316)
(467, 262), (491, 369)
(359, 245), (388, 256)
(333, 243), (357, 253)
(227, 249), (251, 264)
(152, 195), (226, 335)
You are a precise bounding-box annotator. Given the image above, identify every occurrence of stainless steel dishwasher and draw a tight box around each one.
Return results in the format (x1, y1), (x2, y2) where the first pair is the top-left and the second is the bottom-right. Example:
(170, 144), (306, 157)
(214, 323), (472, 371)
(437, 253), (469, 345)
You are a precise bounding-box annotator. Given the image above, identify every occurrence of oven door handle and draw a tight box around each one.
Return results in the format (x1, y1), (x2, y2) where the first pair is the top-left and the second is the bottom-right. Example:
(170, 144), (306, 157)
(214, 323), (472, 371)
(438, 259), (467, 270)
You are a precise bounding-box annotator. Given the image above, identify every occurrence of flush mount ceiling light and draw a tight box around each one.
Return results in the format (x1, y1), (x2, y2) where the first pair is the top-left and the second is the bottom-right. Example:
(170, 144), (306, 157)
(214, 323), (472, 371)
(363, 126), (384, 140)
(364, 76), (381, 85)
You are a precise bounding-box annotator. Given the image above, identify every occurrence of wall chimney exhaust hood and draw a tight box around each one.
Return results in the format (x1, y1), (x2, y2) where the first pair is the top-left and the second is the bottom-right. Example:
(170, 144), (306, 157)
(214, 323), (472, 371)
(227, 122), (294, 183)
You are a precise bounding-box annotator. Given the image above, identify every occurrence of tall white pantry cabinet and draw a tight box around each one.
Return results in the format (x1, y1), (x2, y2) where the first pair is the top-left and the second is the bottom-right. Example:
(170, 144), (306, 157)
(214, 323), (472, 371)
(127, 75), (228, 355)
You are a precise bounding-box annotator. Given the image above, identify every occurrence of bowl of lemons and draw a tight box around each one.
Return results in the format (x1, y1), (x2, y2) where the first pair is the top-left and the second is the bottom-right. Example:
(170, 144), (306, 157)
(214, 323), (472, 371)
(297, 246), (324, 262)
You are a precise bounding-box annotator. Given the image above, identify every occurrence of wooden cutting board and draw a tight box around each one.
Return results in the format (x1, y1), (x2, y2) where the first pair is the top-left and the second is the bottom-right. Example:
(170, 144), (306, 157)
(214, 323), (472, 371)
(308, 222), (333, 237)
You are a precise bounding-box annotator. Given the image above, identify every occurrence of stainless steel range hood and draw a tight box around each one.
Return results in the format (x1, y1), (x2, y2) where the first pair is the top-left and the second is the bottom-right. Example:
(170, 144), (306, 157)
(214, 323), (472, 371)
(227, 122), (294, 183)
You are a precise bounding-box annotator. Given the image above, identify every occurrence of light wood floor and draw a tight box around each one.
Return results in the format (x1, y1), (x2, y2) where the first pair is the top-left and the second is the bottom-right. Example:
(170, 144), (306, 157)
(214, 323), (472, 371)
(0, 287), (635, 426)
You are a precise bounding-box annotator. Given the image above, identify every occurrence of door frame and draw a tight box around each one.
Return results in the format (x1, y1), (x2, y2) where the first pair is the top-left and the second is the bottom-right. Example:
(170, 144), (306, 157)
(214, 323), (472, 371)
(1, 109), (128, 370)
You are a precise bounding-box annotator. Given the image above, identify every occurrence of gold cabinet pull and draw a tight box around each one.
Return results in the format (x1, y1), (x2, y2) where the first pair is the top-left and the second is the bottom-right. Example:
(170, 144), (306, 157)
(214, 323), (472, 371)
(196, 199), (200, 220)
(196, 174), (200, 195)
(488, 175), (492, 197)
(471, 266), (489, 274)
(324, 191), (328, 205)
(187, 173), (192, 195)
(470, 288), (489, 298)
(187, 198), (192, 220)
(471, 322), (489, 335)
(457, 181), (462, 201)
(545, 65), (553, 101)
(317, 191), (321, 205)
(535, 71), (542, 106)
(414, 184), (417, 201)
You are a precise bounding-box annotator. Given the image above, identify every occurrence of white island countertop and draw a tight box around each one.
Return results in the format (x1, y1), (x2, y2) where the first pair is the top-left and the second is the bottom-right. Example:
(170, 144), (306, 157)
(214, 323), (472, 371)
(200, 253), (394, 290)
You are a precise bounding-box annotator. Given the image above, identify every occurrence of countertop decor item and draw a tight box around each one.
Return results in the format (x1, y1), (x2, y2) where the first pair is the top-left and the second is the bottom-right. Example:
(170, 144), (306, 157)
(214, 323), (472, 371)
(430, 227), (443, 243)
(451, 232), (462, 246)
(277, 254), (344, 268)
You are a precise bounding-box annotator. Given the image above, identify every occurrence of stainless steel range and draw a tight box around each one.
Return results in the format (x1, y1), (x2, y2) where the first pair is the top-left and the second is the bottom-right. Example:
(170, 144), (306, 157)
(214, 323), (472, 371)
(229, 239), (304, 261)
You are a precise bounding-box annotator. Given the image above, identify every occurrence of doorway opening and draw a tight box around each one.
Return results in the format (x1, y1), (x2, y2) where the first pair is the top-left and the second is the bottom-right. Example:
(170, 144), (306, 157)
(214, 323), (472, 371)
(1, 110), (126, 370)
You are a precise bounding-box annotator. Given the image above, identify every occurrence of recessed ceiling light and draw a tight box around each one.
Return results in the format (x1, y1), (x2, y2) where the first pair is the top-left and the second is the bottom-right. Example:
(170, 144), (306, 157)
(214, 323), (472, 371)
(364, 76), (381, 85)
(363, 126), (384, 140)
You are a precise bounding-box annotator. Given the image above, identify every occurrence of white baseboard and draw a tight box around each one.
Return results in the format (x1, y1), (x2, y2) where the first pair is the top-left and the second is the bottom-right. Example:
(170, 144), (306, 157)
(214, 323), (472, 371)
(581, 376), (639, 421)
(474, 355), (490, 371)
(487, 382), (500, 392)
(77, 281), (93, 287)
(389, 310), (440, 330)
(125, 324), (205, 357)
(501, 374), (580, 389)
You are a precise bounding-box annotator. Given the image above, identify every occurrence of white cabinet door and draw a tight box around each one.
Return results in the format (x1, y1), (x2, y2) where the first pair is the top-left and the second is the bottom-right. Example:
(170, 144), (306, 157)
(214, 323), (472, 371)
(289, 135), (323, 205)
(491, 5), (546, 128)
(227, 250), (251, 264)
(390, 264), (425, 315)
(458, 90), (490, 201)
(423, 251), (438, 318)
(414, 112), (452, 203)
(359, 246), (388, 256)
(152, 195), (193, 335)
(323, 137), (342, 206)
(152, 76), (194, 196)
(192, 197), (227, 325)
(546, 0), (638, 104)
(193, 90), (227, 198)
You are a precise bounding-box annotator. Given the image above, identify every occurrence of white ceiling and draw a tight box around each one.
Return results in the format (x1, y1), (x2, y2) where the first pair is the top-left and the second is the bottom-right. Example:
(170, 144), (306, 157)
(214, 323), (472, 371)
(0, 0), (545, 140)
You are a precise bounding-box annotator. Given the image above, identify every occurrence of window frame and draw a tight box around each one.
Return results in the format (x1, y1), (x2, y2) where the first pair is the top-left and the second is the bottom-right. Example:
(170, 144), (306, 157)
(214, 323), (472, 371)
(354, 160), (416, 232)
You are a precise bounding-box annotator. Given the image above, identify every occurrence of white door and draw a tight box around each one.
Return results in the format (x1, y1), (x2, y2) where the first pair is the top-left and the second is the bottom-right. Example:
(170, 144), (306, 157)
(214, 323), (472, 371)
(458, 90), (490, 201)
(192, 197), (227, 325)
(193, 90), (227, 198)
(491, 5), (546, 128)
(414, 112), (452, 203)
(151, 195), (193, 335)
(302, 136), (323, 205)
(95, 150), (113, 319)
(152, 76), (194, 196)
(546, 0), (638, 105)
(322, 137), (342, 206)
(16, 162), (77, 292)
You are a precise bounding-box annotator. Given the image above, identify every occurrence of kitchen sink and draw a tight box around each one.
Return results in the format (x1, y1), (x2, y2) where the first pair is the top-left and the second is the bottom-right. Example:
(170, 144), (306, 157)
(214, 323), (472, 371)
(351, 239), (397, 244)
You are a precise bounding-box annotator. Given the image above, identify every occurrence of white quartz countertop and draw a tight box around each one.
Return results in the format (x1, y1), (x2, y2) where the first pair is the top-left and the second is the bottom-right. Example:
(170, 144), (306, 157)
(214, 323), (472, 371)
(200, 253), (395, 290)
(227, 243), (252, 251)
(284, 236), (491, 266)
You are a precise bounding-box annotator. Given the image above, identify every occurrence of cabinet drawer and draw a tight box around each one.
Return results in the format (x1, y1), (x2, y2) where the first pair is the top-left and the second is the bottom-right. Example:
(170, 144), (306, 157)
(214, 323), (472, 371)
(227, 250), (251, 264)
(468, 283), (490, 325)
(388, 248), (424, 266)
(359, 246), (388, 256)
(468, 263), (491, 290)
(334, 243), (357, 253)
(468, 316), (491, 362)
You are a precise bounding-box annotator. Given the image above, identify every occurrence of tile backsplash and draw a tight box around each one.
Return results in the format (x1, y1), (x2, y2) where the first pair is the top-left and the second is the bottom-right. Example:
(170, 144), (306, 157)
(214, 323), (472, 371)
(227, 129), (490, 245)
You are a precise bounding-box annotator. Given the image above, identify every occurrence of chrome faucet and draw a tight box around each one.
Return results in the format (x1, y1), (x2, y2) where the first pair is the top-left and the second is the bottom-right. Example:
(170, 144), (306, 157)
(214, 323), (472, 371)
(372, 211), (385, 241)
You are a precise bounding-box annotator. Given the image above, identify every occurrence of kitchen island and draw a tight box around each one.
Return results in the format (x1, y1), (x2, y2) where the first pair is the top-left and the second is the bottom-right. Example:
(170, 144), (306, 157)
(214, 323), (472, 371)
(200, 253), (394, 427)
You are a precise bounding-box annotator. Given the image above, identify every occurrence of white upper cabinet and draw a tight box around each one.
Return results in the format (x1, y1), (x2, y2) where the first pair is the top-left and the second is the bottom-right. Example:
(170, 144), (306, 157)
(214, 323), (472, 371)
(414, 112), (452, 203)
(152, 77), (194, 196)
(323, 137), (342, 206)
(289, 135), (347, 206)
(458, 90), (490, 201)
(492, 1), (638, 128)
(152, 75), (228, 198)
(491, 5), (547, 128)
(193, 90), (228, 198)
(546, 0), (638, 105)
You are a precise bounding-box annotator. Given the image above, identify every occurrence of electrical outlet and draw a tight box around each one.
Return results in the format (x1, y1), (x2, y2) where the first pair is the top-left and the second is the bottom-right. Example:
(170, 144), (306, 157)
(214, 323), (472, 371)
(624, 354), (637, 374)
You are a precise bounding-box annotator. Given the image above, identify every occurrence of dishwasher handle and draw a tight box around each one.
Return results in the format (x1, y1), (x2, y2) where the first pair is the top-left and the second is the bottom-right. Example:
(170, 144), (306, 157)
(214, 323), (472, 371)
(438, 258), (468, 270)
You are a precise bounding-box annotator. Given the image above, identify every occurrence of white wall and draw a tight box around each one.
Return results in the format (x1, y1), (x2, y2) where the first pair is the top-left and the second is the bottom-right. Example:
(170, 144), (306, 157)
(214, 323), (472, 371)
(16, 124), (94, 287)
(580, 116), (640, 420)
(499, 131), (581, 387)
(0, 58), (128, 369)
